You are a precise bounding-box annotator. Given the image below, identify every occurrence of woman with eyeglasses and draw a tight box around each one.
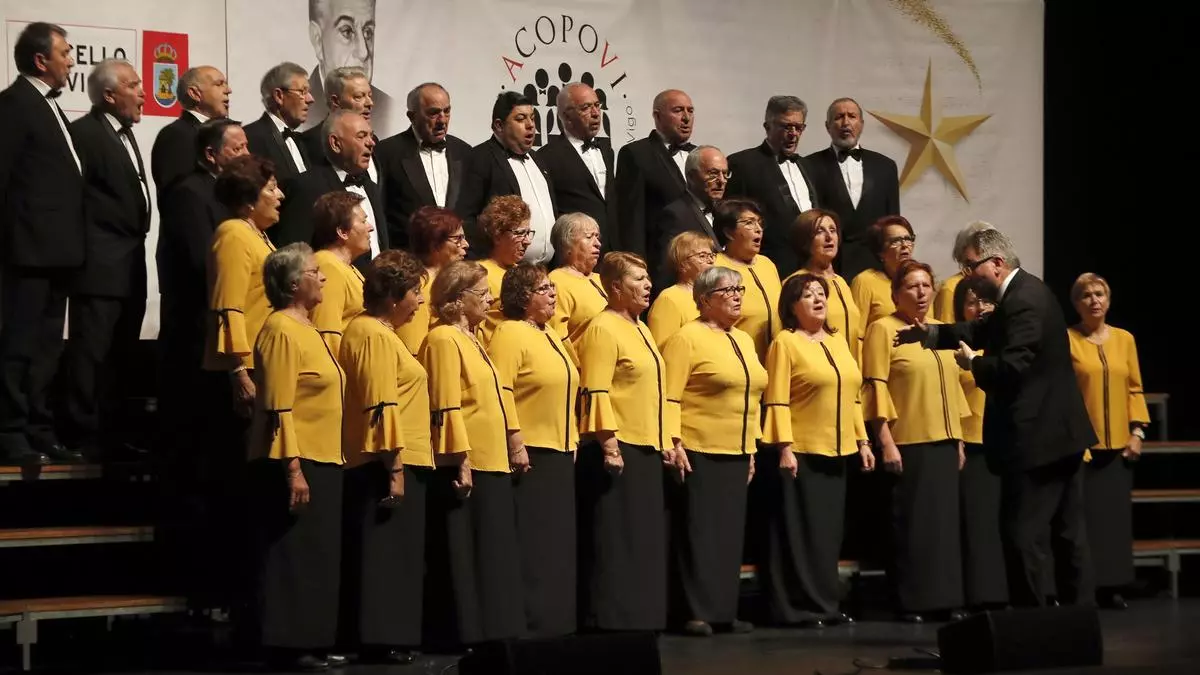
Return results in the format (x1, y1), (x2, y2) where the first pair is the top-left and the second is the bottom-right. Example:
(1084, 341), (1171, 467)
(488, 263), (581, 637)
(648, 231), (717, 348)
(547, 212), (607, 343)
(309, 191), (371, 357)
(851, 215), (931, 334)
(396, 206), (469, 355)
(1068, 273), (1150, 610)
(714, 198), (782, 364)
(932, 221), (994, 323)
(785, 209), (862, 361)
(478, 195), (533, 345)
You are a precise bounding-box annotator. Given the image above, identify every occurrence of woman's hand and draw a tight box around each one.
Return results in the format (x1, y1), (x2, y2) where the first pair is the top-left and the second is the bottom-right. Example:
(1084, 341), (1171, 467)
(453, 460), (473, 499)
(1123, 433), (1143, 461)
(859, 443), (876, 472)
(601, 435), (623, 476)
(380, 468), (405, 508)
(958, 441), (966, 471)
(286, 460), (310, 513)
(882, 442), (903, 474)
(747, 454), (756, 485)
(778, 444), (798, 480)
(507, 431), (531, 474)
(231, 369), (255, 418)
(671, 443), (692, 483)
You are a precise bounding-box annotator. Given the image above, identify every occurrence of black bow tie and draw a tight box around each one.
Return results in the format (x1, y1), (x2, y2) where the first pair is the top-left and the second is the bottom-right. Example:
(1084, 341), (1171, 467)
(777, 153), (801, 165)
(343, 173), (367, 188)
(282, 128), (301, 141)
(668, 142), (696, 156)
(579, 138), (599, 152)
(421, 140), (447, 152)
(117, 125), (134, 138)
(46, 89), (62, 100)
(836, 147), (863, 163)
(507, 150), (530, 162)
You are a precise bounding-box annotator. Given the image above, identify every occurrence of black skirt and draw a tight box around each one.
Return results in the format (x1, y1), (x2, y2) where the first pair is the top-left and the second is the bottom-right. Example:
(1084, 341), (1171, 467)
(759, 450), (849, 622)
(670, 451), (751, 625)
(340, 462), (429, 648)
(577, 441), (668, 631)
(514, 447), (577, 637)
(959, 443), (1008, 606)
(892, 441), (963, 612)
(247, 457), (342, 650)
(1083, 450), (1134, 588)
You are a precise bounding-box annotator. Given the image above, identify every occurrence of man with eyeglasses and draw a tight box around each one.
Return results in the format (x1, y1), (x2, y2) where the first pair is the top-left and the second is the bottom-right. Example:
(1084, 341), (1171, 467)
(727, 95), (820, 277)
(654, 145), (727, 287)
(537, 82), (615, 252)
(244, 62), (315, 182)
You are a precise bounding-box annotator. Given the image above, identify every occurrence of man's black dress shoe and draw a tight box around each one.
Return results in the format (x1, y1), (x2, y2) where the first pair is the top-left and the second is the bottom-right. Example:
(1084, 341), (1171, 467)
(824, 612), (855, 625)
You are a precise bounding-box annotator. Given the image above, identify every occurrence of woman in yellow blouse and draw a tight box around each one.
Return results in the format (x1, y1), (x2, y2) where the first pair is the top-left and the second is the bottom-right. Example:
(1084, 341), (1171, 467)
(489, 263), (581, 637)
(338, 250), (430, 662)
(647, 231), (716, 348)
(396, 206), (469, 355)
(785, 209), (862, 360)
(713, 199), (781, 364)
(547, 213), (607, 343)
(477, 195), (532, 344)
(662, 266), (767, 636)
(760, 273), (873, 628)
(932, 221), (994, 323)
(420, 260), (524, 645)
(861, 260), (969, 623)
(310, 191), (371, 356)
(576, 252), (672, 632)
(1069, 273), (1150, 610)
(851, 215), (931, 333)
(246, 243), (344, 671)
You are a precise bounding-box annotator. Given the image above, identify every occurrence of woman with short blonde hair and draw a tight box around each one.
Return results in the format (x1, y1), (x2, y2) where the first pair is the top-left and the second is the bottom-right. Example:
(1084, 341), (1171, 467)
(648, 231), (717, 347)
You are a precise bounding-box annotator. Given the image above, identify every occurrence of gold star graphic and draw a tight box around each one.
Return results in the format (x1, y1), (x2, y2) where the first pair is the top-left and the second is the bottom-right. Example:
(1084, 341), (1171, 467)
(868, 60), (990, 201)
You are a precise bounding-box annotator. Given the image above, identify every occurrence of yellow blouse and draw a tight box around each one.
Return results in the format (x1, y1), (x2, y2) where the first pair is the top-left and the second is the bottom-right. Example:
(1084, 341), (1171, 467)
(577, 310), (670, 450)
(478, 258), (510, 345)
(311, 249), (365, 358)
(783, 270), (862, 362)
(647, 284), (699, 349)
(763, 330), (867, 456)
(204, 219), (276, 370)
(548, 267), (608, 343)
(960, 351), (985, 445)
(851, 268), (933, 336)
(489, 319), (581, 452)
(395, 273), (435, 355)
(662, 321), (767, 455)
(715, 252), (782, 364)
(248, 312), (345, 464)
(861, 315), (969, 446)
(1068, 326), (1150, 451)
(933, 272), (963, 324)
(340, 314), (434, 469)
(420, 324), (510, 473)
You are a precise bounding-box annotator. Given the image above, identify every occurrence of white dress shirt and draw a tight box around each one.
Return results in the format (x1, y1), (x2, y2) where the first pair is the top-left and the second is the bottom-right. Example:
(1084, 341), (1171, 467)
(567, 133), (607, 196)
(834, 143), (863, 208)
(690, 192), (714, 227)
(507, 152), (556, 264)
(103, 113), (150, 210)
(415, 128), (449, 207)
(997, 267), (1020, 303)
(187, 109), (210, 124)
(334, 168), (381, 257)
(24, 75), (81, 174)
(666, 142), (687, 180)
(778, 158), (813, 211)
(268, 112), (307, 173)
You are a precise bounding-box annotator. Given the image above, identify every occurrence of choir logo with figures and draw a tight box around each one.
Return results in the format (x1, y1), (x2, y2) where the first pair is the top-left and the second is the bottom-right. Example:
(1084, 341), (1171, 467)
(499, 15), (641, 149)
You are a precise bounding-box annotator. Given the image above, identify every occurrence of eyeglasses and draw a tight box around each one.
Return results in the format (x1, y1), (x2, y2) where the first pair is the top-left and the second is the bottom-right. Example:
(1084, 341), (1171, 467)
(962, 256), (995, 273)
(573, 101), (602, 113)
(283, 87), (311, 98)
(505, 228), (535, 240)
(532, 282), (556, 295)
(302, 267), (320, 277)
(703, 170), (732, 183)
(447, 234), (468, 244)
(708, 285), (746, 297)
(885, 234), (916, 249)
(463, 287), (489, 299)
(689, 251), (716, 262)
(775, 123), (807, 133)
(736, 217), (763, 230)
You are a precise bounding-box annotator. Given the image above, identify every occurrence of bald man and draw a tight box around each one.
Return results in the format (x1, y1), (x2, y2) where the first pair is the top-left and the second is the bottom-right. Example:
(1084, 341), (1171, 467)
(150, 65), (230, 199)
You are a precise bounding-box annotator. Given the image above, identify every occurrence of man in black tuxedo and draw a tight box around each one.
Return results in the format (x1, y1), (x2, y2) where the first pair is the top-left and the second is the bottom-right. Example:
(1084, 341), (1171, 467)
(58, 59), (152, 458)
(898, 228), (1096, 608)
(653, 146), (725, 286)
(244, 62), (314, 183)
(614, 89), (695, 259)
(273, 109), (388, 270)
(0, 23), (86, 464)
(376, 82), (471, 250)
(304, 0), (394, 136)
(300, 66), (378, 181)
(727, 95), (820, 277)
(150, 65), (230, 200)
(536, 82), (614, 252)
(457, 91), (557, 264)
(805, 97), (900, 280)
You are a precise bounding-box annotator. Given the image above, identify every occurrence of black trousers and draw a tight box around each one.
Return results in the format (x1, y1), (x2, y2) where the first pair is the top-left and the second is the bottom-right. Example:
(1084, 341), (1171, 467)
(60, 292), (145, 448)
(1001, 452), (1095, 608)
(0, 267), (71, 452)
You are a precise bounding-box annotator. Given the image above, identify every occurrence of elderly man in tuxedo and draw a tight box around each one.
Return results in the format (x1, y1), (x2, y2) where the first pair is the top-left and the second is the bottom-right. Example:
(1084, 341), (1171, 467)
(59, 59), (151, 459)
(805, 97), (899, 280)
(301, 66), (378, 179)
(150, 65), (230, 199)
(536, 82), (615, 254)
(0, 22), (86, 464)
(244, 62), (314, 183)
(614, 89), (696, 259)
(727, 95), (820, 277)
(897, 228), (1096, 608)
(305, 0), (393, 135)
(653, 146), (725, 286)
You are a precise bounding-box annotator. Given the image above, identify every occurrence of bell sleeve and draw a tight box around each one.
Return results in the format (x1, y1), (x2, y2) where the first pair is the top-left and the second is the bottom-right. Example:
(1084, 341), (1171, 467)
(761, 337), (794, 446)
(577, 323), (620, 435)
(346, 332), (405, 454)
(256, 326), (302, 460)
(860, 321), (898, 425)
(486, 324), (524, 433)
(209, 232), (253, 367)
(660, 329), (692, 444)
(422, 333), (471, 456)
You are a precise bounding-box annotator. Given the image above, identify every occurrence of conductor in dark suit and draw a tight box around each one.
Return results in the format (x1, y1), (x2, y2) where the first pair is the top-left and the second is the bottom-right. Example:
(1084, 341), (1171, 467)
(150, 65), (230, 200)
(60, 59), (151, 458)
(897, 228), (1096, 608)
(375, 82), (470, 250)
(727, 95), (819, 278)
(536, 82), (614, 254)
(805, 98), (899, 281)
(0, 22), (86, 464)
(653, 146), (725, 287)
(614, 89), (695, 258)
(243, 62), (314, 183)
(457, 91), (558, 264)
(273, 109), (388, 270)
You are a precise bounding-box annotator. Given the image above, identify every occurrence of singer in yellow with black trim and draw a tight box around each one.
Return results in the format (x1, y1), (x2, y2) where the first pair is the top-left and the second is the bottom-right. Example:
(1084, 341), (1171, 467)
(477, 195), (532, 345)
(661, 266), (766, 637)
(784, 209), (862, 362)
(576, 252), (672, 632)
(547, 213), (608, 343)
(713, 199), (781, 364)
(648, 231), (716, 348)
(310, 192), (371, 357)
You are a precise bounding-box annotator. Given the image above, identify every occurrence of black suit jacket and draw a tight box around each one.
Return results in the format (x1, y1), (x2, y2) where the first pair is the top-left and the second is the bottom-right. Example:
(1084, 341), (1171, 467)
(244, 112), (309, 183)
(69, 109), (150, 297)
(0, 77), (86, 268)
(804, 146), (900, 280)
(653, 193), (717, 286)
(726, 141), (819, 277)
(931, 270), (1097, 472)
(613, 130), (689, 260)
(456, 137), (557, 257)
(536, 133), (615, 252)
(272, 164), (390, 272)
(150, 110), (202, 202)
(375, 127), (471, 248)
